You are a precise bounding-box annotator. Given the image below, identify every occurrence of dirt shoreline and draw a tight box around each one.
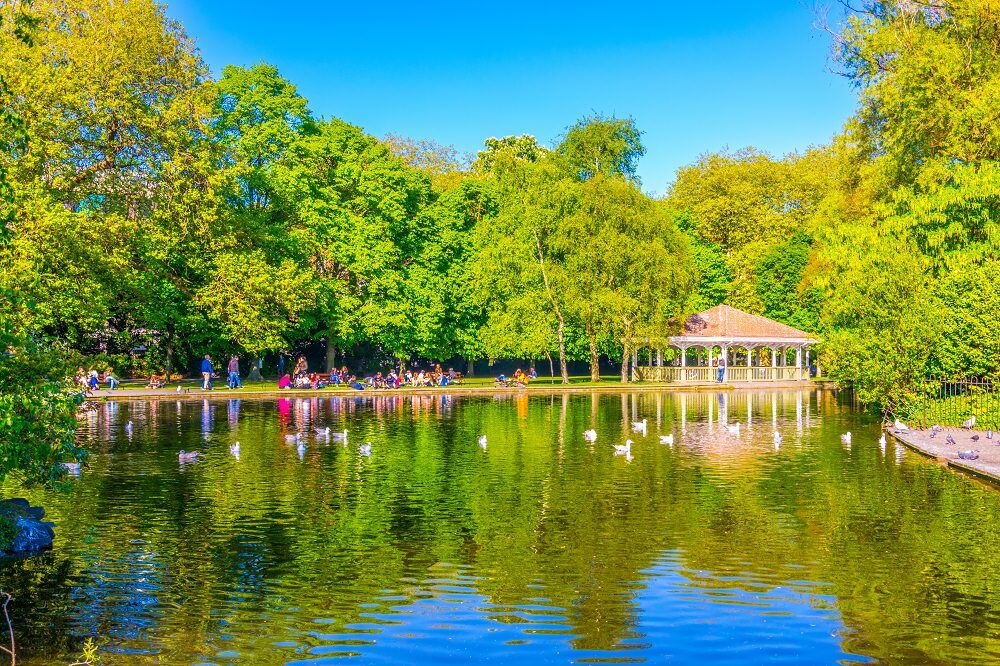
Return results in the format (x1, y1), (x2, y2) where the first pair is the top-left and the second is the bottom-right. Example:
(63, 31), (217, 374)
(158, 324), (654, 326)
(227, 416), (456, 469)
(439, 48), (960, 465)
(86, 379), (833, 401)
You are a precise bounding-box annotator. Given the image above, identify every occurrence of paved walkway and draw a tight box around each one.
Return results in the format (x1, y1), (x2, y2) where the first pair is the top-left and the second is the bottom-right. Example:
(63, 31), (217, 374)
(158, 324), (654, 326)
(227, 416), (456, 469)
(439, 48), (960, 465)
(86, 380), (826, 401)
(890, 427), (1000, 484)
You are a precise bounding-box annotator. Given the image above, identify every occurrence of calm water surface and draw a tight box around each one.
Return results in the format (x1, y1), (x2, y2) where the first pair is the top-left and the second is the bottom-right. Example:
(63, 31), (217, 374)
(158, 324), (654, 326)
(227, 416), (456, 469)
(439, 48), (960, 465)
(2, 389), (1000, 664)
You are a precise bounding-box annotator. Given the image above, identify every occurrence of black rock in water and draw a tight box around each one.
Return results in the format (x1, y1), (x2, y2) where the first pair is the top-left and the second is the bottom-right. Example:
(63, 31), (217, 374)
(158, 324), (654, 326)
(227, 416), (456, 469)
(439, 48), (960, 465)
(0, 498), (55, 555)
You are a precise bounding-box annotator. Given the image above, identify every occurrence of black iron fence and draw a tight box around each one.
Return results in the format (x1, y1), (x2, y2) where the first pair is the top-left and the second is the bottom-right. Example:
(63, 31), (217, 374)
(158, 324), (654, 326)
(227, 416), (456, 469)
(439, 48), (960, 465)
(901, 376), (999, 430)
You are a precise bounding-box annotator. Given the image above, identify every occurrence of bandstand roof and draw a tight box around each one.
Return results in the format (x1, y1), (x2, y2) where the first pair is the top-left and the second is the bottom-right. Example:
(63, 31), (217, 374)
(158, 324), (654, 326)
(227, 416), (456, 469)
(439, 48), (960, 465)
(669, 304), (817, 347)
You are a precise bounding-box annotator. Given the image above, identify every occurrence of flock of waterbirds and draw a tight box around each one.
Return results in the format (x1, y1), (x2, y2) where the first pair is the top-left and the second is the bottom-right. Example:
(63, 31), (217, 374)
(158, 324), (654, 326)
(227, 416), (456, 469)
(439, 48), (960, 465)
(63, 409), (992, 475)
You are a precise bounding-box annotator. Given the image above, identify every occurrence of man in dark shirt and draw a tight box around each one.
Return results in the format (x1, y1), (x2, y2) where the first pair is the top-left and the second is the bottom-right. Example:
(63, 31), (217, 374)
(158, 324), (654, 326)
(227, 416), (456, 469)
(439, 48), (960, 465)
(201, 354), (214, 390)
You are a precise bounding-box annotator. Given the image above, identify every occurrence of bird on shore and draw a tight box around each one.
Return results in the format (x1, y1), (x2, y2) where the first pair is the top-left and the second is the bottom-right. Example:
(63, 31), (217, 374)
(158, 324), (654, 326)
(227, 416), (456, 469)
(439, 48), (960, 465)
(972, 434), (981, 442)
(631, 419), (647, 434)
(962, 416), (977, 430)
(614, 440), (632, 456)
(988, 430), (994, 440)
(958, 450), (980, 461)
(660, 434), (674, 446)
(894, 419), (909, 433)
(930, 429), (938, 438)
(932, 424), (942, 432)
(125, 420), (134, 432)
(178, 450), (201, 462)
(583, 429), (598, 443)
(230, 441), (240, 458)
(945, 433), (957, 446)
(841, 432), (852, 444)
(176, 384), (183, 393)
(60, 462), (81, 475)
(727, 423), (741, 436)
(360, 442), (372, 457)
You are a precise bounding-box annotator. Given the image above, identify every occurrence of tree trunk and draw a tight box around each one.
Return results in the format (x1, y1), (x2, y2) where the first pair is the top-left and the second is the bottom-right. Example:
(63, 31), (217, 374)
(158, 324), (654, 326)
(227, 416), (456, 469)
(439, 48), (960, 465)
(557, 318), (569, 384)
(621, 338), (630, 383)
(533, 231), (569, 385)
(547, 352), (555, 378)
(467, 358), (474, 377)
(164, 336), (174, 377)
(588, 327), (600, 382)
(325, 338), (337, 373)
(248, 358), (263, 382)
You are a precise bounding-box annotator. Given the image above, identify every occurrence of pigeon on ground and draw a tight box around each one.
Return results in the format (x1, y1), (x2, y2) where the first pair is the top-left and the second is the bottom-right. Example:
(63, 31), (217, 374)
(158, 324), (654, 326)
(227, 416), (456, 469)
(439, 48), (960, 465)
(957, 450), (979, 461)
(945, 434), (957, 446)
(972, 434), (981, 442)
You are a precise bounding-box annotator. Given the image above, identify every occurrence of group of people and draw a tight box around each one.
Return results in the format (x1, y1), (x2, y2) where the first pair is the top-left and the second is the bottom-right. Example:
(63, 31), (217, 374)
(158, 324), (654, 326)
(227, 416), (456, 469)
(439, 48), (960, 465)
(76, 367), (118, 391)
(199, 354), (244, 390)
(495, 367), (537, 387)
(276, 360), (462, 391)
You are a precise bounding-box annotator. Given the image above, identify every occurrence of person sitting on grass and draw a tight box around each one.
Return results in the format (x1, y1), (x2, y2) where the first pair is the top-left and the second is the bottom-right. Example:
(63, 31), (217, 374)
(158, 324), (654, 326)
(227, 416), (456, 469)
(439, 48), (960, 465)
(528, 367), (537, 380)
(387, 370), (399, 388)
(104, 368), (119, 390)
(278, 373), (292, 390)
(148, 372), (165, 389)
(495, 373), (507, 386)
(448, 367), (458, 383)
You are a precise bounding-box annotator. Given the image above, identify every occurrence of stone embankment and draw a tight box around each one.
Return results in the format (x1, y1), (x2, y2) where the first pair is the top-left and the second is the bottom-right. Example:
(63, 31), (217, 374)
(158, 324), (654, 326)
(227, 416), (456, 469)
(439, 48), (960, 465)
(889, 427), (1000, 484)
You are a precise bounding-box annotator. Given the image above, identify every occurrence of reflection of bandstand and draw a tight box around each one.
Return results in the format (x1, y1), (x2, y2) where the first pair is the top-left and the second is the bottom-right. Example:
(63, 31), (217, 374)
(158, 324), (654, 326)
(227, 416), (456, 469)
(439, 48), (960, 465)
(630, 305), (819, 384)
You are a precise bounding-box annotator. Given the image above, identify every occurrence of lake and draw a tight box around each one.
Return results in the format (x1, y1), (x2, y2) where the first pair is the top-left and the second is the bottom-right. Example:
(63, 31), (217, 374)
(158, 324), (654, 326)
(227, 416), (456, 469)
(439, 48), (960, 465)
(2, 388), (999, 664)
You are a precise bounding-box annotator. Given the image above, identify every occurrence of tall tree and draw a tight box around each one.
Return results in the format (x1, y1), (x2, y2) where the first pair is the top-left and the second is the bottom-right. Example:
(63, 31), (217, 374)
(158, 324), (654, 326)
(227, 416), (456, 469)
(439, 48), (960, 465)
(557, 115), (645, 183)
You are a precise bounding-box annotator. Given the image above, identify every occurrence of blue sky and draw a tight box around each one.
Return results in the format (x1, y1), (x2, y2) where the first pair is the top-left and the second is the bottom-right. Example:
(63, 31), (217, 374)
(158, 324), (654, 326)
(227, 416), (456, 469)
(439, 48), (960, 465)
(164, 1), (857, 195)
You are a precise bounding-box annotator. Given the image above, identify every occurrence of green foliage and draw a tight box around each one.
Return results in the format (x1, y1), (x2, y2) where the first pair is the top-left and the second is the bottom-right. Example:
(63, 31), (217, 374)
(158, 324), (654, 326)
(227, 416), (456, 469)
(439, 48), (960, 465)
(556, 114), (645, 183)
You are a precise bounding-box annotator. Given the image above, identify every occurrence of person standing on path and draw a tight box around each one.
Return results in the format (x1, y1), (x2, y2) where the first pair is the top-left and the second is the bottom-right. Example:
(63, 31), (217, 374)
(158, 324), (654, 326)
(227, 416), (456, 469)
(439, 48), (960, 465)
(716, 354), (727, 383)
(201, 354), (214, 390)
(227, 355), (242, 389)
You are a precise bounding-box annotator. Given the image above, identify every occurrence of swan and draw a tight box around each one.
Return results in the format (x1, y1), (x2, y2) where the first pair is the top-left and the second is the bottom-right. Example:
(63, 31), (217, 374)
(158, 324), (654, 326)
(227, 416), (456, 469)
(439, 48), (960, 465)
(727, 423), (740, 435)
(583, 429), (598, 442)
(614, 440), (632, 456)
(360, 442), (372, 457)
(330, 430), (349, 442)
(659, 434), (674, 446)
(315, 427), (331, 438)
(230, 441), (241, 457)
(631, 419), (647, 433)
(841, 432), (852, 444)
(478, 435), (488, 448)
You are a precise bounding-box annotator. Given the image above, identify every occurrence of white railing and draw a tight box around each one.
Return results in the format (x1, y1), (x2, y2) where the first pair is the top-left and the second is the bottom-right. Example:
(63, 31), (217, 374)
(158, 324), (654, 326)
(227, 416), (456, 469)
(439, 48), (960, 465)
(636, 366), (807, 383)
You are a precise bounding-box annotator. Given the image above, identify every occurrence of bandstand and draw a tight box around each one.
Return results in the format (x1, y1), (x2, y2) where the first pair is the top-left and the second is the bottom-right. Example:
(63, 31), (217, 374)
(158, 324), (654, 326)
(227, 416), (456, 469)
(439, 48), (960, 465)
(631, 304), (818, 383)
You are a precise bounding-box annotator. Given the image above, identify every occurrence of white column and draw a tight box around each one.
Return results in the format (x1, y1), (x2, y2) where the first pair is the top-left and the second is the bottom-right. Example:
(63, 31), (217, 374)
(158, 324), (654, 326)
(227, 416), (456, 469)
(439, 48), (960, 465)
(657, 349), (662, 367)
(795, 347), (802, 380)
(708, 346), (714, 369)
(680, 346), (687, 368)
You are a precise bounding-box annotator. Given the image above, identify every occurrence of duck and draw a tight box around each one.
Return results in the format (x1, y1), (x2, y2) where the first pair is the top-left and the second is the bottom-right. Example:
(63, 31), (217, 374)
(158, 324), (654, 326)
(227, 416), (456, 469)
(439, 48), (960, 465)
(583, 429), (598, 443)
(659, 434), (674, 446)
(230, 441), (241, 457)
(360, 442), (372, 457)
(178, 450), (201, 463)
(841, 432), (852, 444)
(614, 440), (632, 456)
(315, 427), (331, 438)
(631, 419), (647, 433)
(60, 461), (81, 475)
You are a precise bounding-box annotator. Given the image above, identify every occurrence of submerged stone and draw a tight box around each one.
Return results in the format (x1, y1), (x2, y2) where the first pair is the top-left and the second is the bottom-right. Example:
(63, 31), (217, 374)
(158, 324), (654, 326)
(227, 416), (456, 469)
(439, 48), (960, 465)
(0, 498), (54, 555)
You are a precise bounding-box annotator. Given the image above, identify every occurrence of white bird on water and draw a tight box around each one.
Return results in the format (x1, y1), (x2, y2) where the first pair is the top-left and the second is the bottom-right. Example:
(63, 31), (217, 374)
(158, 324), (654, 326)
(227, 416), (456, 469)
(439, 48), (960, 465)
(315, 427), (331, 438)
(631, 419), (647, 434)
(284, 433), (302, 444)
(841, 432), (852, 444)
(297, 442), (307, 460)
(61, 462), (81, 475)
(330, 430), (349, 444)
(360, 442), (372, 457)
(230, 441), (241, 458)
(614, 440), (632, 456)
(773, 431), (782, 446)
(583, 429), (598, 443)
(727, 423), (741, 436)
(660, 434), (674, 446)
(178, 450), (200, 463)
(477, 435), (488, 449)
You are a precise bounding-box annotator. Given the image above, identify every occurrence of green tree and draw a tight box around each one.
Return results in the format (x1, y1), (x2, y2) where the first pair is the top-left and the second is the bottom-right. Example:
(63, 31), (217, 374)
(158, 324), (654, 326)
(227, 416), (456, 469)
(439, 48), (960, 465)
(557, 114), (645, 183)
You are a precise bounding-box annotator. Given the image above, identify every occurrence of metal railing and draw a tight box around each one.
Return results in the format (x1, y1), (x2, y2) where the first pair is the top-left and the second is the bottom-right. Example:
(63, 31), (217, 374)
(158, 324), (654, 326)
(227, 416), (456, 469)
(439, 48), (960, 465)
(903, 376), (999, 430)
(635, 366), (808, 383)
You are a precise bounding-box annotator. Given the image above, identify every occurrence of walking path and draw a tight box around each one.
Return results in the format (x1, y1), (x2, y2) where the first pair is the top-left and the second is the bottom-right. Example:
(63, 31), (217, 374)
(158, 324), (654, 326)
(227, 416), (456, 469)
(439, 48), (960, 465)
(87, 379), (832, 401)
(889, 427), (1000, 485)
